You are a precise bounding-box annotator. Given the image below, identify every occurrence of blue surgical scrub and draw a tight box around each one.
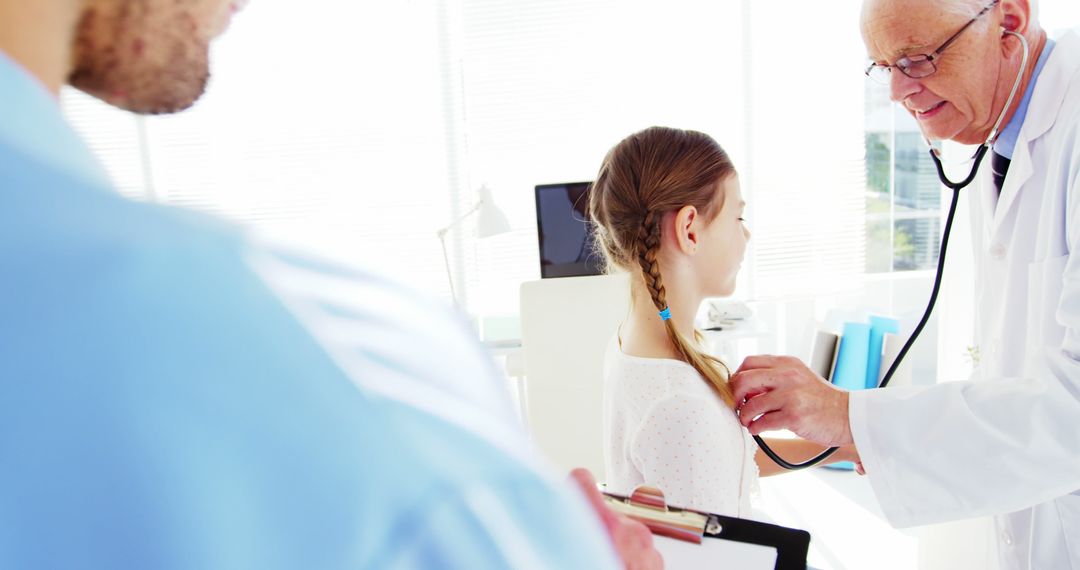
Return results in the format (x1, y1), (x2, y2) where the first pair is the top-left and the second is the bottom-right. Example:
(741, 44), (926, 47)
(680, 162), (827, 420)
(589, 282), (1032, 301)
(0, 50), (618, 569)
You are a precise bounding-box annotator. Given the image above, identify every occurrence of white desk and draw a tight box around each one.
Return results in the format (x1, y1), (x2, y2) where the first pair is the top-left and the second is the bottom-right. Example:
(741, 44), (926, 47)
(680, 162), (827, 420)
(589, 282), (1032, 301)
(482, 339), (528, 425)
(757, 466), (917, 570)
(701, 319), (771, 365)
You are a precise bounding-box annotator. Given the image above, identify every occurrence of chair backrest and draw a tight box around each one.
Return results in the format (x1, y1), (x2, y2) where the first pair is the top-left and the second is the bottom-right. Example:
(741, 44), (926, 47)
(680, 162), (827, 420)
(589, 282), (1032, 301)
(519, 274), (629, 479)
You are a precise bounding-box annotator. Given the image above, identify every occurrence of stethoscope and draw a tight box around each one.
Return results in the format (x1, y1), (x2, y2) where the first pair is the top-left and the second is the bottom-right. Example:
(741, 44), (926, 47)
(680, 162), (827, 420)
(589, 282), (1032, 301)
(754, 29), (1031, 471)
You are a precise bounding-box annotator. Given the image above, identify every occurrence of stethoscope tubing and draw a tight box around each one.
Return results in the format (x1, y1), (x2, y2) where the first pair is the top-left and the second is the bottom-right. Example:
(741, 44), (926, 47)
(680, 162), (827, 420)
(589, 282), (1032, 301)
(750, 160), (964, 471)
(751, 30), (1029, 471)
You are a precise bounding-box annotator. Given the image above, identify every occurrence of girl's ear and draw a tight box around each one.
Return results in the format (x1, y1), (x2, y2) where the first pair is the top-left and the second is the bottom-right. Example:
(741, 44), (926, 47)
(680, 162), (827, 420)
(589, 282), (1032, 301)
(672, 205), (699, 255)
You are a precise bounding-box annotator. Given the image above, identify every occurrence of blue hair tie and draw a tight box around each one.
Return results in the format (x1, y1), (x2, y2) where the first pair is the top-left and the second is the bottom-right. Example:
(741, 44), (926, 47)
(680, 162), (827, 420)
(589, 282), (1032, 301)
(658, 307), (672, 321)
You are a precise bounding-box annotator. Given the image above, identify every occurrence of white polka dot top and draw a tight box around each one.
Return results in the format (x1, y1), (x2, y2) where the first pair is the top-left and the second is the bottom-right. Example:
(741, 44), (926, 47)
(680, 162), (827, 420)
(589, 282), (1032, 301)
(602, 334), (758, 518)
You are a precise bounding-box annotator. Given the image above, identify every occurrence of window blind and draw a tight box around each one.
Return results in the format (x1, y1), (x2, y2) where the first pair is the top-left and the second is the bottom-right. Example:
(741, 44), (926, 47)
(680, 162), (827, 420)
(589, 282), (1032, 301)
(459, 0), (867, 308)
(60, 0), (466, 302)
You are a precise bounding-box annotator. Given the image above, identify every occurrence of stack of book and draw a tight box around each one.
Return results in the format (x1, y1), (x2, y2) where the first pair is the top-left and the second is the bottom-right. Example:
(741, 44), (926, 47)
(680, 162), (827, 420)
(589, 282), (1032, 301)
(808, 316), (911, 389)
(808, 316), (909, 469)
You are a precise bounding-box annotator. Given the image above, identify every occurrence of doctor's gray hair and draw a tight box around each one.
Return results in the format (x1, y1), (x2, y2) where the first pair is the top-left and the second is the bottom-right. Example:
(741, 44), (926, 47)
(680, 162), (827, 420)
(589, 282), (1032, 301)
(918, 0), (1039, 22)
(588, 126), (737, 408)
(942, 0), (990, 15)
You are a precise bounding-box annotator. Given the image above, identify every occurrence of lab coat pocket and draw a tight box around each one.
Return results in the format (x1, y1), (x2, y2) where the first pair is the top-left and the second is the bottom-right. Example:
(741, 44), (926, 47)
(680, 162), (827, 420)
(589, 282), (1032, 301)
(1027, 255), (1069, 355)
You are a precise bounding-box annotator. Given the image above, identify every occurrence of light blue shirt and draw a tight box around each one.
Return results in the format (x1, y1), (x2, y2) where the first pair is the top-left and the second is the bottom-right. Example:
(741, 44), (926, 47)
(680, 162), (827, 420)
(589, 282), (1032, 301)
(0, 50), (618, 569)
(993, 38), (1055, 159)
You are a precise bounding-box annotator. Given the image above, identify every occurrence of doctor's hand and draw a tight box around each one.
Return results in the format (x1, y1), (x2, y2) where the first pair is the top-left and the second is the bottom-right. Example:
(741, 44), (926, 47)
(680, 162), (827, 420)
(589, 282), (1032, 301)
(570, 468), (664, 570)
(732, 355), (854, 447)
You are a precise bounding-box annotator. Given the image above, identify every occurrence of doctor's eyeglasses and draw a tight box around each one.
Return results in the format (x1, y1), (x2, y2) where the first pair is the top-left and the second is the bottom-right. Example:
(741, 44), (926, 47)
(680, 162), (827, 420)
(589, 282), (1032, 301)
(864, 0), (1000, 85)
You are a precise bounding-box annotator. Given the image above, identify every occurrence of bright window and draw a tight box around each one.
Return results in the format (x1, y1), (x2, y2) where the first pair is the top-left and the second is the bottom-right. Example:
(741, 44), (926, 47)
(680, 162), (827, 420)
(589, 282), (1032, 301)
(62, 2), (465, 301)
(61, 0), (1079, 318)
(460, 0), (867, 309)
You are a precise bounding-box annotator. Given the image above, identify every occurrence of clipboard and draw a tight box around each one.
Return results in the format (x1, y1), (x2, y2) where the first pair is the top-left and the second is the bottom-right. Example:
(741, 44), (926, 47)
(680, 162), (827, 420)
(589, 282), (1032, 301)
(602, 485), (811, 570)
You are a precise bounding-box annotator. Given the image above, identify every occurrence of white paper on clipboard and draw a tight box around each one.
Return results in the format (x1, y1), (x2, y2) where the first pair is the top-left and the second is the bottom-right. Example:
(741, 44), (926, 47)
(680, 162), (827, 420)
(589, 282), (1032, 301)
(654, 533), (778, 569)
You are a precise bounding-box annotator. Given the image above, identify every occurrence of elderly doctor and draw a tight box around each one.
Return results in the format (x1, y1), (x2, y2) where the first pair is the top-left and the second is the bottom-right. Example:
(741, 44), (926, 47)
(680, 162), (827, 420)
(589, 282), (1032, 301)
(731, 0), (1080, 568)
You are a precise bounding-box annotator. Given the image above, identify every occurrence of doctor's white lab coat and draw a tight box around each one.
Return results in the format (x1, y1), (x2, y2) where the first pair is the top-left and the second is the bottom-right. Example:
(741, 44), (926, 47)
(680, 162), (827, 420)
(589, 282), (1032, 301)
(849, 29), (1080, 570)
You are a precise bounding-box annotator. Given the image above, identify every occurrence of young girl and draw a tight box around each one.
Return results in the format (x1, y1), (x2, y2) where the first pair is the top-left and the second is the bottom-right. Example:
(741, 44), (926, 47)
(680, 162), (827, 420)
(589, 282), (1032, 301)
(590, 126), (857, 518)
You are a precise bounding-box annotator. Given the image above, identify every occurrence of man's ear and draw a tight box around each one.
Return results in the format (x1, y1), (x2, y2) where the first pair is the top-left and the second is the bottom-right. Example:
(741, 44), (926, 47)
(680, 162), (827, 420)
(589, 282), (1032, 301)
(999, 0), (1031, 37)
(672, 205), (699, 255)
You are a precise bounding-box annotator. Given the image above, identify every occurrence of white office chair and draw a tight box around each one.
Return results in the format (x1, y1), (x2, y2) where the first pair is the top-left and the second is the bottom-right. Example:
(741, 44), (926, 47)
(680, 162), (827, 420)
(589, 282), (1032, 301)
(519, 273), (629, 479)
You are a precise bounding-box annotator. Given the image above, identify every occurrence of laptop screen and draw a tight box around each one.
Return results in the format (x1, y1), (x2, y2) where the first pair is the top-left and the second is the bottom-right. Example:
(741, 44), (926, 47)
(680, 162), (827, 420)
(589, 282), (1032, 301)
(534, 181), (605, 278)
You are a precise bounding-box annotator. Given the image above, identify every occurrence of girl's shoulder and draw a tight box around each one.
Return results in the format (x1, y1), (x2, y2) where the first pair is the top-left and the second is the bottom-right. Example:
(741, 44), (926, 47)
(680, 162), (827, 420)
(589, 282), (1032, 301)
(605, 335), (720, 401)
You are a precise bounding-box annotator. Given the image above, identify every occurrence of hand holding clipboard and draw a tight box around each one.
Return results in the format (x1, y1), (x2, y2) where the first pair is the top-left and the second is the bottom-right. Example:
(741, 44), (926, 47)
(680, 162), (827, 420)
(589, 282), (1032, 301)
(570, 469), (665, 570)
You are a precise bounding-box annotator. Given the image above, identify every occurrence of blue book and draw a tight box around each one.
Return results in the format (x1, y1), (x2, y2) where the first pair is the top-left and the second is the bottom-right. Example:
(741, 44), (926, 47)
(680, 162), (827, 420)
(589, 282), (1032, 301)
(831, 322), (871, 391)
(826, 321), (872, 471)
(866, 316), (900, 389)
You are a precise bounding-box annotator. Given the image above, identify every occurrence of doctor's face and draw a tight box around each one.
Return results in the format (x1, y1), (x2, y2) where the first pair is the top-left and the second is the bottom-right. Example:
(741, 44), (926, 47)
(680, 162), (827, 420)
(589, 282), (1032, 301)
(69, 0), (248, 115)
(861, 0), (1010, 145)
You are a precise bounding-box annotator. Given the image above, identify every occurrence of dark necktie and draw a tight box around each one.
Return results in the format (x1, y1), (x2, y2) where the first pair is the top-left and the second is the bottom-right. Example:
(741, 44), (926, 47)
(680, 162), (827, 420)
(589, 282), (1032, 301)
(991, 151), (1011, 193)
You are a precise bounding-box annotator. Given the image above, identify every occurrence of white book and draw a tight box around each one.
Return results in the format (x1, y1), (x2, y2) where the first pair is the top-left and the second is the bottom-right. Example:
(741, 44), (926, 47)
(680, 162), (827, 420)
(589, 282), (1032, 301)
(808, 330), (840, 380)
(878, 332), (912, 387)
